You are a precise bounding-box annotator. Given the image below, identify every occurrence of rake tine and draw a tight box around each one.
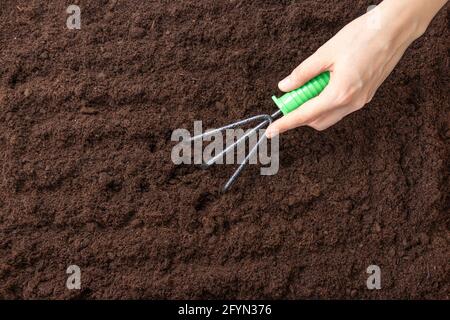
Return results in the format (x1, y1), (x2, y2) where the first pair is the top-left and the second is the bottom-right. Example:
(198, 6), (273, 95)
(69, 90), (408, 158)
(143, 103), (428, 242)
(190, 108), (283, 191)
(270, 109), (283, 119)
(222, 111), (283, 191)
(203, 114), (272, 167)
(222, 126), (271, 192)
(188, 114), (272, 142)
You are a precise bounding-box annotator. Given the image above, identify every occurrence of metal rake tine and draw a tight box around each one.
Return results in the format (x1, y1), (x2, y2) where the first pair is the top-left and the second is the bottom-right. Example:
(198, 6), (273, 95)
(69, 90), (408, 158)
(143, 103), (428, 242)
(188, 114), (273, 142)
(222, 122), (272, 192)
(203, 114), (272, 167)
(270, 109), (283, 119)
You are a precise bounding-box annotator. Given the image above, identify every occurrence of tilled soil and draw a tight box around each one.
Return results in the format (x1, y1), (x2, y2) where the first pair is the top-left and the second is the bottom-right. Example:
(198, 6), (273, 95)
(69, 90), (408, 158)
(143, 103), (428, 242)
(0, 0), (449, 299)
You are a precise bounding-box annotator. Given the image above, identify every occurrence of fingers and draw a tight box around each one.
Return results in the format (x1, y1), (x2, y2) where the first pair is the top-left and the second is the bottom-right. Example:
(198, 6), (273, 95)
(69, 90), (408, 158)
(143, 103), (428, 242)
(266, 85), (336, 137)
(278, 50), (330, 92)
(307, 107), (349, 131)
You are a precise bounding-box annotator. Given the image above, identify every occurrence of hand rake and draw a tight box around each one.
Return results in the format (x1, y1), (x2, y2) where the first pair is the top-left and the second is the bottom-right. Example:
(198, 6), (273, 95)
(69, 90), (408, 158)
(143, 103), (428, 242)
(190, 72), (330, 192)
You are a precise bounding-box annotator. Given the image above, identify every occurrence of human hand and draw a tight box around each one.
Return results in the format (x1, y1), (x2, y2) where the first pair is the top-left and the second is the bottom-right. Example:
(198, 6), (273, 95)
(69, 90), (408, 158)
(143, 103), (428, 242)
(266, 0), (446, 136)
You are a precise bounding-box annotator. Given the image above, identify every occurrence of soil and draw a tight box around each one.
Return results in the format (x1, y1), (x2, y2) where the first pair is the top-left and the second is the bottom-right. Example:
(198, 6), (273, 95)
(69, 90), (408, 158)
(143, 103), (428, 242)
(0, 0), (449, 299)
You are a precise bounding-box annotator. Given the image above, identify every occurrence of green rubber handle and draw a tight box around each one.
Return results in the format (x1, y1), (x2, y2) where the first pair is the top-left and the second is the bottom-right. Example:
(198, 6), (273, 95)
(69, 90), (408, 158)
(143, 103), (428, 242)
(272, 71), (330, 115)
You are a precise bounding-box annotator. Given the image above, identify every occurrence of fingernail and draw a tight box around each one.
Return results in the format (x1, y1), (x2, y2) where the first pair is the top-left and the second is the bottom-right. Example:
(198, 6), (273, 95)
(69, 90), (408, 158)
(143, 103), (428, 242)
(278, 76), (291, 90)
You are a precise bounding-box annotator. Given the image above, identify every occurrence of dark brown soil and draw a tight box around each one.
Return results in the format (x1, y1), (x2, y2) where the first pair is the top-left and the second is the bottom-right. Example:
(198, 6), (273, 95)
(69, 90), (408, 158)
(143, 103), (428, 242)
(0, 0), (449, 299)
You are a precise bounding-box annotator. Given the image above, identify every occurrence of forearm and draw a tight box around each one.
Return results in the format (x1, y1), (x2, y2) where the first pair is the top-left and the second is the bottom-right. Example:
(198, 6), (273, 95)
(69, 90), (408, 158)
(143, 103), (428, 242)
(378, 0), (448, 42)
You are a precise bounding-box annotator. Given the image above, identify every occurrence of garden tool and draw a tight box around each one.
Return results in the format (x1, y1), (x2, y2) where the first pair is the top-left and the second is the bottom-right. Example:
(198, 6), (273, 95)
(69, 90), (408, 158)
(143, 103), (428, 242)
(190, 71), (330, 192)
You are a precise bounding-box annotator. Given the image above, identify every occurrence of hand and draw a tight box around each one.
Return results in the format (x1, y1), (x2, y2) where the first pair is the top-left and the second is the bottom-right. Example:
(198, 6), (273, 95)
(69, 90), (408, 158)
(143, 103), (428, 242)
(266, 0), (446, 137)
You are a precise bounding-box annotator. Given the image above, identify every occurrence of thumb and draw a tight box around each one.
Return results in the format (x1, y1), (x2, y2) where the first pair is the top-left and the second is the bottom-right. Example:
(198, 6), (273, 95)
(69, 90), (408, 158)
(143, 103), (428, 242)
(278, 50), (330, 92)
